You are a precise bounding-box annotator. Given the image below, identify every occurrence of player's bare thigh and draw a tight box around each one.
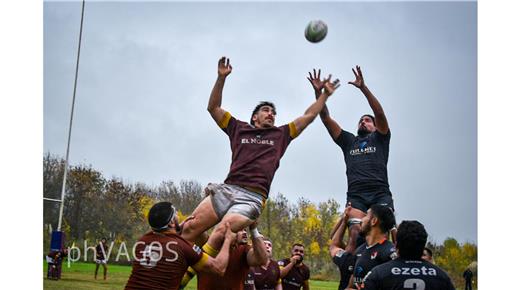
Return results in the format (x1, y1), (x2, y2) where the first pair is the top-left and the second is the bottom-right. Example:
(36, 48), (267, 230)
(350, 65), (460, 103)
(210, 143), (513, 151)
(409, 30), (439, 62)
(348, 207), (366, 219)
(181, 196), (219, 242)
(207, 212), (254, 249)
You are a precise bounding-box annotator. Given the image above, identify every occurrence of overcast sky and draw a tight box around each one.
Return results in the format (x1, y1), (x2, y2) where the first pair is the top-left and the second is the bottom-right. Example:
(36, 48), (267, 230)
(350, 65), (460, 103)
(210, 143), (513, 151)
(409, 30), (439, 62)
(44, 1), (477, 244)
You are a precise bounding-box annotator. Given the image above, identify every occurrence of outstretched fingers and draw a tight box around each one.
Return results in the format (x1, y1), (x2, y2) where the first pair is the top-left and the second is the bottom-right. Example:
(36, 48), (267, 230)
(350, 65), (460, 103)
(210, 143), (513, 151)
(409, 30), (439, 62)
(332, 78), (340, 89)
(356, 65), (363, 78)
(325, 74), (332, 82)
(351, 67), (358, 78)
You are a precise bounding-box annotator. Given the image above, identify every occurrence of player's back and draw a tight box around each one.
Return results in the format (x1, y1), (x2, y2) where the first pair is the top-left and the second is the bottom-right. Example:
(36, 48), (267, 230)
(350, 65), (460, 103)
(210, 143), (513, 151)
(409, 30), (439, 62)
(362, 257), (455, 290)
(125, 231), (203, 290)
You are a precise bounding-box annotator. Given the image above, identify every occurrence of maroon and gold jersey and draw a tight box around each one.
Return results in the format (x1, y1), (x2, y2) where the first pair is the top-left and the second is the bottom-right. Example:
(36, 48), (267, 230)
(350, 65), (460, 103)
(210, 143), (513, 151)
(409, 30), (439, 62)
(125, 231), (207, 290)
(278, 258), (310, 290)
(250, 259), (281, 290)
(197, 244), (251, 290)
(219, 112), (298, 197)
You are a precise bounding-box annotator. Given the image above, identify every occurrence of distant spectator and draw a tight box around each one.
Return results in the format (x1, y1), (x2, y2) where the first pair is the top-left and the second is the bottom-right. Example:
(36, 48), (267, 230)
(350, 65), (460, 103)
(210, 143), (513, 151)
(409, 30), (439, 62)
(95, 238), (109, 280)
(47, 248), (68, 280)
(463, 268), (473, 290)
(422, 247), (434, 263)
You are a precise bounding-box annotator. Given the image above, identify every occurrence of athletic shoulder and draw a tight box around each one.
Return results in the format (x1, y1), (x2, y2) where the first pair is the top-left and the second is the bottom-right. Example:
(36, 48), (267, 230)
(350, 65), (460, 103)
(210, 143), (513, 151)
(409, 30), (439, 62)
(355, 242), (367, 254)
(372, 128), (391, 141)
(382, 240), (397, 258)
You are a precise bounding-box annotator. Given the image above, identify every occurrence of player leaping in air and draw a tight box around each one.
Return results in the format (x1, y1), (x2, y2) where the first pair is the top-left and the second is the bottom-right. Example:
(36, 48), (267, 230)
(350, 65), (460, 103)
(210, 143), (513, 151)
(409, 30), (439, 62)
(181, 56), (340, 260)
(308, 66), (396, 255)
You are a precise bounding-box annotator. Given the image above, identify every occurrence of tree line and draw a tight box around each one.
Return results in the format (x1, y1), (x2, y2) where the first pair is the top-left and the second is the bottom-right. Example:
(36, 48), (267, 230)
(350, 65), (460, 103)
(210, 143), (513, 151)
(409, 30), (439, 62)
(43, 153), (477, 288)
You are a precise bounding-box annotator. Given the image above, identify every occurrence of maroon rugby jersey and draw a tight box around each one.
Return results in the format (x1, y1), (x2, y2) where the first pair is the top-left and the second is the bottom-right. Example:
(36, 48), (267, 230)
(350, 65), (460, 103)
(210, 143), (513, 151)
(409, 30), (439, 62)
(197, 244), (251, 290)
(250, 259), (281, 290)
(219, 112), (298, 197)
(278, 258), (310, 290)
(125, 231), (206, 290)
(244, 267), (256, 290)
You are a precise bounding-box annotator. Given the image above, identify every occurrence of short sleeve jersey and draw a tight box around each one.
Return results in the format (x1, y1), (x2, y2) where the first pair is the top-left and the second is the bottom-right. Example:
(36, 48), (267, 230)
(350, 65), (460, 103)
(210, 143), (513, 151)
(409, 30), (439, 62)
(334, 130), (391, 194)
(277, 258), (310, 290)
(197, 244), (251, 290)
(125, 231), (206, 290)
(250, 259), (281, 290)
(352, 240), (397, 288)
(332, 249), (356, 290)
(220, 112), (297, 197)
(362, 258), (456, 290)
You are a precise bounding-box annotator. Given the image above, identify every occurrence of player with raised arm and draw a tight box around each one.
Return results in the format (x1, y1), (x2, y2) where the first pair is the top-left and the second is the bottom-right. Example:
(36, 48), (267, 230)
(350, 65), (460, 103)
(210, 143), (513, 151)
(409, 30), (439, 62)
(362, 221), (455, 290)
(278, 244), (310, 290)
(346, 204), (397, 290)
(329, 205), (365, 290)
(180, 57), (340, 261)
(249, 238), (282, 290)
(124, 202), (236, 290)
(195, 221), (268, 290)
(308, 67), (396, 255)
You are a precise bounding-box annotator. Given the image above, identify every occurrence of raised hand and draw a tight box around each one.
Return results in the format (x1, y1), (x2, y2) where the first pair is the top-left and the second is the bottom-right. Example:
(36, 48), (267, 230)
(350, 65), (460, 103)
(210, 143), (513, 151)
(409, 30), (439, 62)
(348, 65), (365, 89)
(218, 56), (232, 77)
(307, 69), (325, 95)
(290, 254), (301, 264)
(343, 203), (353, 221)
(323, 74), (340, 96)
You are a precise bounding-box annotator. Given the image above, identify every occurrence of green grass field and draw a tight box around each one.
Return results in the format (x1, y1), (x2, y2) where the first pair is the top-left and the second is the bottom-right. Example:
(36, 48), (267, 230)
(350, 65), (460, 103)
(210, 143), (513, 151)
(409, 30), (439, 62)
(43, 261), (340, 290)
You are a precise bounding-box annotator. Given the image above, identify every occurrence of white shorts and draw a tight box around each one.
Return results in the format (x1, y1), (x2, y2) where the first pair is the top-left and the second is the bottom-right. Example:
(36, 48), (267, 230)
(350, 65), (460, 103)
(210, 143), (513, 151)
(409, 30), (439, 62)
(95, 259), (107, 265)
(206, 183), (265, 220)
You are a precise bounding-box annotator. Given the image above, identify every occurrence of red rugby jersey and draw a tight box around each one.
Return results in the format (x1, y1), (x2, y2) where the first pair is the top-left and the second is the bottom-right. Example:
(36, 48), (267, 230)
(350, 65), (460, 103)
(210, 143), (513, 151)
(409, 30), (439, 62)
(197, 244), (251, 290)
(219, 112), (297, 197)
(125, 231), (206, 290)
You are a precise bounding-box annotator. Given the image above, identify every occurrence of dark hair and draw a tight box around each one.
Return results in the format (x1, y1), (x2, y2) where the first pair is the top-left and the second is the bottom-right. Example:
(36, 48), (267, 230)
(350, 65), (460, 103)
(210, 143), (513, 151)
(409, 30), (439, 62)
(369, 204), (396, 233)
(423, 247), (433, 258)
(396, 220), (428, 260)
(359, 114), (376, 126)
(292, 243), (304, 249)
(148, 201), (176, 232)
(250, 101), (276, 125)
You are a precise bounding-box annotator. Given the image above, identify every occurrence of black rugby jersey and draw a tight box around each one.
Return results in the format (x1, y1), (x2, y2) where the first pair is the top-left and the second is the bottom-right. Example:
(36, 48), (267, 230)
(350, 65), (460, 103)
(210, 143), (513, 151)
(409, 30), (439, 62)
(362, 257), (455, 290)
(335, 130), (391, 194)
(351, 239), (397, 288)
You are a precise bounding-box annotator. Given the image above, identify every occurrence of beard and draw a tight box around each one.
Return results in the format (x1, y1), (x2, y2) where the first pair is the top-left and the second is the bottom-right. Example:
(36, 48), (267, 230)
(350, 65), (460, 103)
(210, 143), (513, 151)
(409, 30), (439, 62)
(357, 127), (370, 137)
(359, 222), (370, 236)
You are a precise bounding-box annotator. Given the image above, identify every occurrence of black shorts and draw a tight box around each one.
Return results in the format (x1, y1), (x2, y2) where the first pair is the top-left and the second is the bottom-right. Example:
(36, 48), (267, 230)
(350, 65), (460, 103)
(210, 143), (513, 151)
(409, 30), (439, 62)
(346, 191), (394, 213)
